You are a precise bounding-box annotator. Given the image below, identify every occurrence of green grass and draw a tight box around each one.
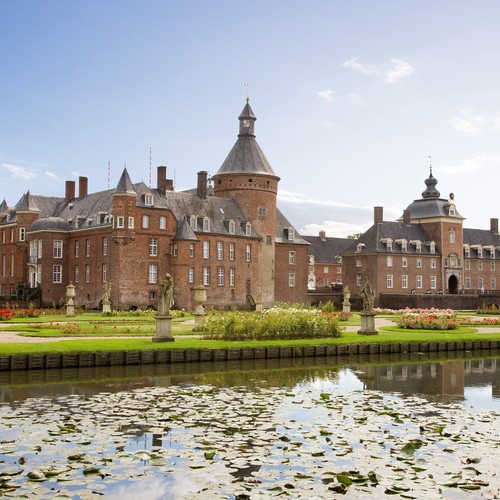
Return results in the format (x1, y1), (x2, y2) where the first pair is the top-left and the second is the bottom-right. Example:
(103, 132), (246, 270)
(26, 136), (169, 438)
(0, 327), (498, 356)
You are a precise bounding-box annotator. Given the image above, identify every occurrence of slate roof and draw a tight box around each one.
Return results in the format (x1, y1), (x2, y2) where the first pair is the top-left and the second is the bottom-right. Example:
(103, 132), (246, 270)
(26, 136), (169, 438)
(343, 221), (437, 255)
(29, 217), (71, 233)
(275, 210), (309, 245)
(302, 235), (352, 262)
(216, 101), (279, 178)
(463, 228), (500, 258)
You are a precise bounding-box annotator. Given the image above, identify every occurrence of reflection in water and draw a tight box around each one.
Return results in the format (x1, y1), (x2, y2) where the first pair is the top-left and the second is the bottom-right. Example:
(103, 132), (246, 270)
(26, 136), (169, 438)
(0, 350), (498, 409)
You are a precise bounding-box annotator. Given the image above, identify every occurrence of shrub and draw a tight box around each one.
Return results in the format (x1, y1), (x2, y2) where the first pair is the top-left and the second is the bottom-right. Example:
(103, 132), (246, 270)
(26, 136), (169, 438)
(203, 308), (342, 341)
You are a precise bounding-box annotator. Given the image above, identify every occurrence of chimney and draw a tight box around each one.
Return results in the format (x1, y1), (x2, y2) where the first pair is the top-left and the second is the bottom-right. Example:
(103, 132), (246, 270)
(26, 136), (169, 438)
(65, 180), (75, 202)
(165, 179), (174, 191)
(157, 166), (167, 195)
(197, 171), (208, 199)
(78, 176), (88, 198)
(374, 206), (383, 225)
(319, 230), (326, 241)
(403, 209), (411, 224)
(491, 218), (499, 233)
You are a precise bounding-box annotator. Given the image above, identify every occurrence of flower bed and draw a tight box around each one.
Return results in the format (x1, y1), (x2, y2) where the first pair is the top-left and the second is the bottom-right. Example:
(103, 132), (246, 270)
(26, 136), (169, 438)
(396, 311), (458, 330)
(203, 308), (342, 341)
(0, 308), (41, 320)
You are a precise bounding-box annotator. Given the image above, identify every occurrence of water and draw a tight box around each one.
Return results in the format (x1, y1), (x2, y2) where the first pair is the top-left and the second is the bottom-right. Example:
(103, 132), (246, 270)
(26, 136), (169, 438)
(0, 352), (499, 498)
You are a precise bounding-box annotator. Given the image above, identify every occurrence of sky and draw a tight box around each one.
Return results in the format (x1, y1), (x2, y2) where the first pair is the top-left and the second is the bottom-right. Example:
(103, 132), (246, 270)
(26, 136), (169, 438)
(1, 1), (499, 238)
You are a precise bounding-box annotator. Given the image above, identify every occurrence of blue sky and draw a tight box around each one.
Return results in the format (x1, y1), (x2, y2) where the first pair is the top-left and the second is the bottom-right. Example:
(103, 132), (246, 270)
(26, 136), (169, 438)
(1, 1), (499, 237)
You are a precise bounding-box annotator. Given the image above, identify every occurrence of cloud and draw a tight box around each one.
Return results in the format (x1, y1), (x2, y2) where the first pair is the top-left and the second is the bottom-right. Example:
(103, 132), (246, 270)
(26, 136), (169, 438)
(384, 58), (415, 83)
(316, 89), (336, 102)
(342, 56), (415, 84)
(449, 108), (486, 134)
(278, 189), (363, 209)
(437, 154), (500, 174)
(2, 163), (38, 180)
(45, 171), (60, 182)
(300, 221), (368, 238)
(342, 57), (378, 76)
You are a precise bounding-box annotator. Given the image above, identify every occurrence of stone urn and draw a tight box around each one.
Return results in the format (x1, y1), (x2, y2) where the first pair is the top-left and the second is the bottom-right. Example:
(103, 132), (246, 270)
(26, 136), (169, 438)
(193, 283), (207, 331)
(66, 283), (76, 317)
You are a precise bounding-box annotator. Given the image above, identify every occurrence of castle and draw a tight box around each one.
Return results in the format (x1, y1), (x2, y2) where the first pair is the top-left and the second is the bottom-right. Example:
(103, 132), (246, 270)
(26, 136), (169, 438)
(1, 100), (499, 310)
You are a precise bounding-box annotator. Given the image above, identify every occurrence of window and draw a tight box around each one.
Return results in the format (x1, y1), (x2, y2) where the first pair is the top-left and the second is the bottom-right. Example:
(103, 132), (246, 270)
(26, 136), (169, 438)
(229, 243), (235, 261)
(336, 255), (342, 264)
(246, 222), (252, 236)
(86, 239), (90, 257)
(10, 254), (14, 276)
(415, 242), (421, 253)
(75, 240), (79, 257)
(229, 268), (235, 287)
(464, 246), (470, 257)
(287, 228), (295, 241)
(491, 277), (496, 290)
(142, 215), (150, 229)
(38, 240), (42, 258)
(430, 242), (436, 254)
(203, 267), (210, 286)
(128, 216), (134, 229)
(19, 227), (25, 242)
(491, 261), (496, 271)
(323, 266), (329, 273)
(149, 238), (158, 256)
(356, 258), (362, 267)
(144, 194), (153, 206)
(160, 216), (167, 229)
(289, 251), (296, 265)
(416, 275), (422, 289)
(189, 243), (195, 258)
(478, 247), (483, 258)
(266, 235), (272, 245)
(337, 267), (342, 274)
(217, 241), (223, 260)
(75, 266), (79, 283)
(402, 275), (408, 289)
(430, 276), (436, 289)
(173, 243), (178, 257)
(117, 216), (124, 228)
(478, 261), (483, 271)
(449, 228), (455, 244)
(356, 275), (362, 287)
(102, 264), (107, 283)
(387, 256), (393, 267)
(53, 240), (63, 258)
(478, 278), (484, 290)
(289, 273), (295, 287)
(53, 265), (62, 283)
(431, 258), (436, 269)
(258, 207), (267, 217)
(203, 217), (210, 231)
(386, 240), (392, 252)
(465, 260), (470, 270)
(245, 244), (251, 262)
(218, 267), (224, 286)
(416, 258), (422, 268)
(203, 241), (209, 259)
(149, 290), (156, 300)
(188, 267), (194, 283)
(1, 255), (5, 277)
(356, 243), (365, 253)
(387, 274), (393, 288)
(103, 237), (107, 256)
(85, 264), (90, 283)
(465, 277), (471, 289)
(148, 264), (158, 284)
(323, 278), (329, 287)
(401, 241), (407, 252)
(30, 240), (37, 259)
(402, 257), (407, 268)
(190, 216), (197, 230)
(228, 220), (235, 235)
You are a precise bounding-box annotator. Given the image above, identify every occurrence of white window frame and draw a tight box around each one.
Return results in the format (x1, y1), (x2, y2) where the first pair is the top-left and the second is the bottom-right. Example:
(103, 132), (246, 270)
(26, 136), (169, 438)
(431, 258), (436, 269)
(288, 272), (295, 287)
(128, 216), (134, 229)
(85, 264), (90, 283)
(387, 255), (393, 267)
(229, 242), (235, 261)
(53, 240), (63, 259)
(228, 220), (235, 235)
(217, 241), (223, 260)
(188, 267), (194, 284)
(402, 257), (407, 268)
(149, 238), (158, 257)
(203, 241), (209, 259)
(387, 274), (393, 288)
(142, 215), (150, 229)
(217, 267), (224, 286)
(401, 275), (408, 289)
(148, 264), (158, 284)
(86, 239), (90, 257)
(430, 276), (436, 289)
(203, 217), (210, 232)
(102, 264), (107, 283)
(103, 237), (107, 256)
(190, 216), (197, 231)
(246, 222), (252, 236)
(416, 258), (422, 268)
(289, 251), (296, 265)
(203, 267), (210, 286)
(19, 227), (25, 242)
(160, 216), (167, 229)
(245, 244), (251, 262)
(416, 275), (423, 289)
(53, 265), (62, 283)
(229, 268), (235, 287)
(189, 243), (195, 258)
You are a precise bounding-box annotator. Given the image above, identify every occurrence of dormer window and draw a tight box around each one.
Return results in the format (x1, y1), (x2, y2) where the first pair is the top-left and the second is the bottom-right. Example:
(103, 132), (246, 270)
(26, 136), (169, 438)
(478, 247), (483, 258)
(228, 220), (235, 235)
(381, 238), (393, 251)
(464, 245), (470, 257)
(190, 216), (197, 231)
(287, 227), (295, 241)
(429, 242), (436, 254)
(246, 222), (252, 237)
(449, 206), (456, 216)
(144, 194), (154, 206)
(203, 217), (210, 231)
(356, 243), (365, 253)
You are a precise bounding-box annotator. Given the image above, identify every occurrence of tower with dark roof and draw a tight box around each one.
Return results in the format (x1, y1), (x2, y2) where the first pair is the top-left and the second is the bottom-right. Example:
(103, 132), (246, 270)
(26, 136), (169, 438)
(212, 100), (281, 306)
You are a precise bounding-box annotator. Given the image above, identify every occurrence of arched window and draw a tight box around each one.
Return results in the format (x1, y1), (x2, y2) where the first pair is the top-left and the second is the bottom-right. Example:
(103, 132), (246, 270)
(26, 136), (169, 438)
(449, 228), (455, 244)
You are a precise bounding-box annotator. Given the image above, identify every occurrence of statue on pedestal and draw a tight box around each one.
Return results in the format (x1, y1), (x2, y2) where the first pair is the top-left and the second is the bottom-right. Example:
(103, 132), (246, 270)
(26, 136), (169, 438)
(360, 277), (374, 312)
(102, 282), (111, 305)
(159, 273), (174, 316)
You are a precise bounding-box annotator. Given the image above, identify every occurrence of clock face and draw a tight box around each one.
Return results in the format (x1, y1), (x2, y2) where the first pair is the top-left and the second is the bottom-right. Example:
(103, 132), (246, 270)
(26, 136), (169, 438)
(243, 120), (250, 128)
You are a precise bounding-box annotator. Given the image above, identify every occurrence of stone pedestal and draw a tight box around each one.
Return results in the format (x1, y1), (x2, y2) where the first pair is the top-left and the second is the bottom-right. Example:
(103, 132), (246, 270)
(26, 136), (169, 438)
(66, 299), (75, 318)
(342, 300), (351, 314)
(358, 311), (378, 335)
(153, 315), (175, 342)
(102, 302), (111, 313)
(193, 305), (205, 332)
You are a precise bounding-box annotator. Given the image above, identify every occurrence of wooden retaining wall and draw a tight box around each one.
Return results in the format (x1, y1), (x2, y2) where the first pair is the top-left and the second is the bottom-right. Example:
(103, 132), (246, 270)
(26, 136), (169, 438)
(0, 340), (498, 371)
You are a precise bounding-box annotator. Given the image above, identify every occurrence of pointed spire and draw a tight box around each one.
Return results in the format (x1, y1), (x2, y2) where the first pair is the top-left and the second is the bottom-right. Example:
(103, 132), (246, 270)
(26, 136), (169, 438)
(114, 168), (137, 196)
(0, 198), (8, 216)
(15, 191), (40, 212)
(238, 100), (257, 137)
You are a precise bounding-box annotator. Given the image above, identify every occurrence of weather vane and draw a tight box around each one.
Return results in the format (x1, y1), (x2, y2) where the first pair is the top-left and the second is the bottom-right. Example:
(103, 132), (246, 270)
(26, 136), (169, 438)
(428, 155), (432, 175)
(245, 82), (250, 102)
